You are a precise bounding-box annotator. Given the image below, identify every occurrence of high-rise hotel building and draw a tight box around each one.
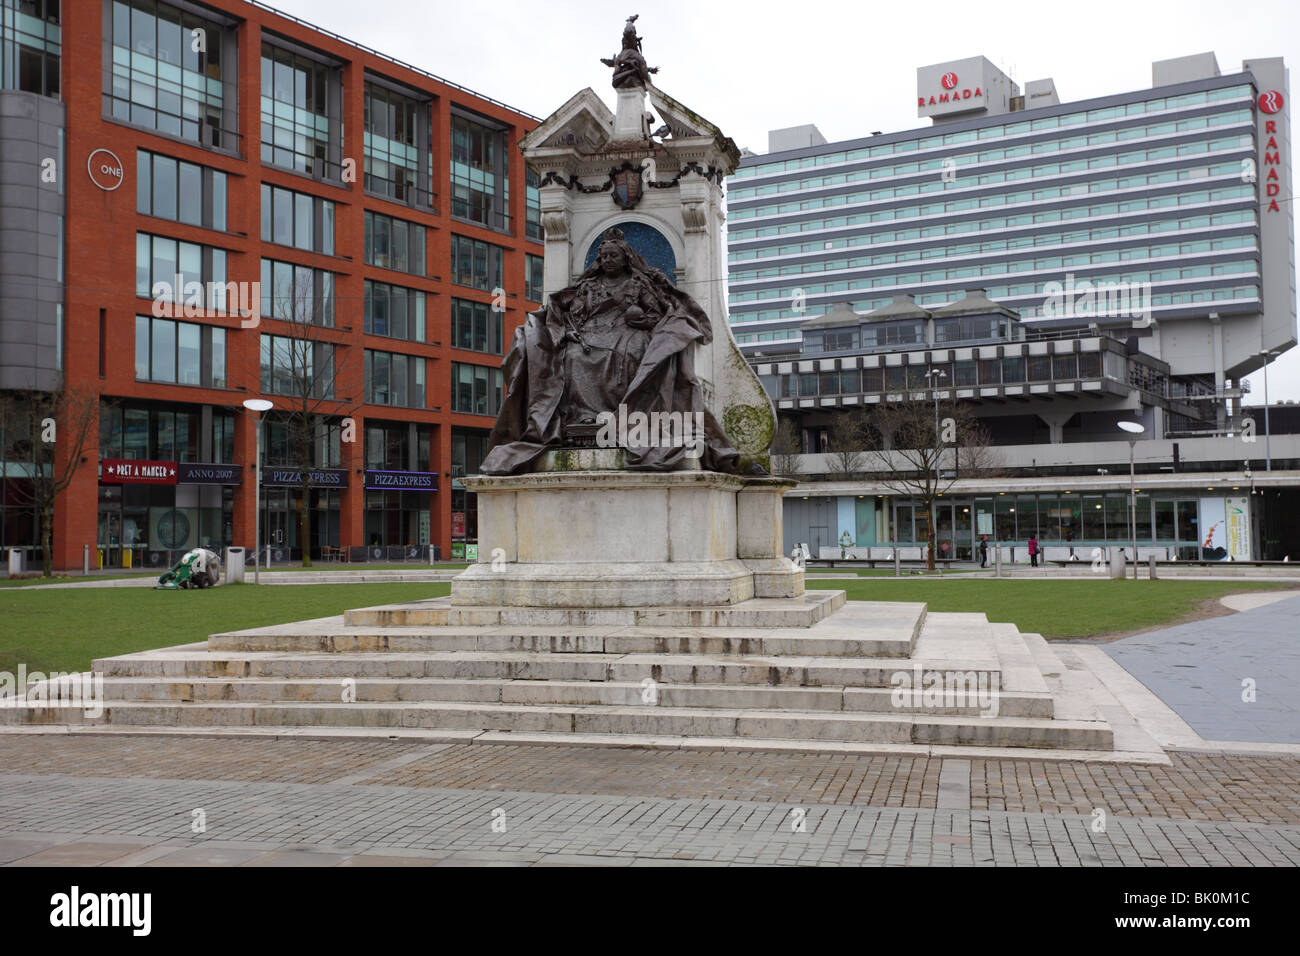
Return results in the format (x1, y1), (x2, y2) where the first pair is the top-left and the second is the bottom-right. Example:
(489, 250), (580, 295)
(0, 0), (545, 569)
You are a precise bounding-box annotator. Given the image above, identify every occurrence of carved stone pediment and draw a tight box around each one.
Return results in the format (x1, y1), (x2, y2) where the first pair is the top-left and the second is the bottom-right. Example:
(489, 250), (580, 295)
(521, 88), (615, 155)
(646, 84), (741, 171)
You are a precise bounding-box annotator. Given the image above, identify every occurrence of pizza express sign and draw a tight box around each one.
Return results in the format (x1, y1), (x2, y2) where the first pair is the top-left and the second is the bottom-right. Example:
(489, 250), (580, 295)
(262, 468), (349, 488)
(365, 470), (437, 491)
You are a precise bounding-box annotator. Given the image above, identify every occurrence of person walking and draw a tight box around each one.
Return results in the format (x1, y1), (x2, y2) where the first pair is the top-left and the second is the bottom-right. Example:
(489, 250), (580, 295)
(978, 535), (989, 569)
(1028, 534), (1039, 568)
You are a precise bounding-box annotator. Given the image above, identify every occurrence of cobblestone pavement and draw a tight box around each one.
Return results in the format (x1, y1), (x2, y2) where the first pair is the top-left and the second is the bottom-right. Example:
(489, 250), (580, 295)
(0, 736), (1296, 866)
(1104, 593), (1300, 744)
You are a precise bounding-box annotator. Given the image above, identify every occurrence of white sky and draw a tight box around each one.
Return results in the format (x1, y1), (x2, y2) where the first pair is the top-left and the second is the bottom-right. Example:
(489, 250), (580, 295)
(266, 0), (1300, 402)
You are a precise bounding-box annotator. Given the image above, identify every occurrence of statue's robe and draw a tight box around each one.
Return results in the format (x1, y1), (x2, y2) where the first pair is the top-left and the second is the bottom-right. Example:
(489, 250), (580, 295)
(479, 268), (739, 475)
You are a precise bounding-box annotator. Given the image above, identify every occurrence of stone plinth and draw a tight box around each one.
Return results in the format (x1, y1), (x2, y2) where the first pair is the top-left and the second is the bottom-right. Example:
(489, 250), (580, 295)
(452, 470), (803, 608)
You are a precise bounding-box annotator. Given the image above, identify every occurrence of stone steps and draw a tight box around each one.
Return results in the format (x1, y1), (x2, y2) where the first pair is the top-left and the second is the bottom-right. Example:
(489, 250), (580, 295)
(3, 698), (1110, 749)
(91, 676), (1053, 717)
(2, 599), (1117, 755)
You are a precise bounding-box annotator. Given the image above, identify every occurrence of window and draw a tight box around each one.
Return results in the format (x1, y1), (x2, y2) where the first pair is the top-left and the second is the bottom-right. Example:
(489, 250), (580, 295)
(451, 112), (508, 230)
(365, 349), (426, 408)
(106, 0), (229, 146)
(2, 0), (60, 97)
(364, 211), (426, 276)
(525, 167), (542, 241)
(451, 362), (503, 416)
(138, 150), (227, 230)
(260, 183), (334, 254)
(450, 234), (504, 291)
(364, 280), (425, 343)
(525, 253), (544, 303)
(452, 299), (504, 354)
(259, 333), (334, 398)
(365, 421), (432, 471)
(135, 233), (227, 310)
(134, 315), (225, 387)
(260, 259), (335, 327)
(100, 403), (203, 461)
(260, 41), (338, 177)
(364, 79), (430, 207)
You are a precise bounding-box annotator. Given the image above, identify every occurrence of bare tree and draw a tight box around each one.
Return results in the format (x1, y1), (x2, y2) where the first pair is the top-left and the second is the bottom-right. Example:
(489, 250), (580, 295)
(863, 399), (998, 571)
(770, 417), (804, 478)
(264, 269), (359, 567)
(825, 409), (869, 480)
(0, 382), (99, 577)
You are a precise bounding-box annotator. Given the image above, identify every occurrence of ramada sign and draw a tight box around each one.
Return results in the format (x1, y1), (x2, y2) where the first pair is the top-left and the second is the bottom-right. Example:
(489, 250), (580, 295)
(1259, 90), (1285, 214)
(919, 73), (983, 108)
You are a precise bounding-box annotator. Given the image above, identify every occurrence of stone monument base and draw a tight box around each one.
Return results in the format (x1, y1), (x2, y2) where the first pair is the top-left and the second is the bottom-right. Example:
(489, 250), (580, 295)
(453, 469), (803, 608)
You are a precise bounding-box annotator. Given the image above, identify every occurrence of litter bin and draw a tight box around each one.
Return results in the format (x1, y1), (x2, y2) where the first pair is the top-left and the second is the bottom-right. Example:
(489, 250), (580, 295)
(8, 548), (24, 575)
(225, 546), (246, 584)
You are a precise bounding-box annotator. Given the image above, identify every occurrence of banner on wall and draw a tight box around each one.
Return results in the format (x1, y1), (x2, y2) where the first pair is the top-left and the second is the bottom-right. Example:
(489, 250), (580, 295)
(1198, 497), (1228, 560)
(1225, 496), (1251, 561)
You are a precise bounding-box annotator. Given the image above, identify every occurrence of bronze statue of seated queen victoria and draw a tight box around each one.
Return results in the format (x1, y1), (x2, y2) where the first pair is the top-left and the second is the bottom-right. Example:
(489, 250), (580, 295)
(479, 228), (740, 475)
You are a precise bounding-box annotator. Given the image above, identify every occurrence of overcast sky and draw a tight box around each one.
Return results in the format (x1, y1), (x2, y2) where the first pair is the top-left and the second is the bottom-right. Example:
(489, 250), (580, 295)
(267, 0), (1300, 403)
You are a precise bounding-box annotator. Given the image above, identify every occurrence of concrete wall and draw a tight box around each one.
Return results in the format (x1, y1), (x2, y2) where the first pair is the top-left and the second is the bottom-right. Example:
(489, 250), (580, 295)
(0, 90), (64, 392)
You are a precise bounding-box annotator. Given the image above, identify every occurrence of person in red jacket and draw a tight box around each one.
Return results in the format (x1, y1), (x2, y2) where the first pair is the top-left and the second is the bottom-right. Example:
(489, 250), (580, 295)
(1028, 535), (1039, 568)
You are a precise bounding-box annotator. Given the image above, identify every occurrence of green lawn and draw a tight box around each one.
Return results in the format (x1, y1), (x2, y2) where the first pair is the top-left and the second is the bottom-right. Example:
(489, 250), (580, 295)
(0, 574), (152, 589)
(1, 578), (1294, 676)
(0, 582), (451, 674)
(829, 578), (1297, 640)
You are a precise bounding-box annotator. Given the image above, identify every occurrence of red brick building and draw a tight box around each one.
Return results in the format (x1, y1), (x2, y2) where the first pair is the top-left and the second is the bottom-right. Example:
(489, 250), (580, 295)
(2, 0), (543, 570)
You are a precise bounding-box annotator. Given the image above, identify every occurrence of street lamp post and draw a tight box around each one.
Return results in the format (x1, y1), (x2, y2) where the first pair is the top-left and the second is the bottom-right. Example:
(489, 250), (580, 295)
(1258, 349), (1278, 472)
(1118, 421), (1144, 581)
(243, 399), (274, 585)
(926, 368), (947, 569)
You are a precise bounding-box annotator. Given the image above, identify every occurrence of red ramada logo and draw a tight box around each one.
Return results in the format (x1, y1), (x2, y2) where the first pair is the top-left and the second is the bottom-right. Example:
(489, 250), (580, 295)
(1258, 90), (1284, 114)
(940, 72), (958, 90)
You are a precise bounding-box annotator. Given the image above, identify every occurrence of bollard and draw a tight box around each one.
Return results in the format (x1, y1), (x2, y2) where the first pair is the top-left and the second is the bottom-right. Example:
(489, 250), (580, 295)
(1148, 553), (1158, 580)
(994, 544), (1002, 578)
(894, 547), (900, 578)
(83, 544), (90, 575)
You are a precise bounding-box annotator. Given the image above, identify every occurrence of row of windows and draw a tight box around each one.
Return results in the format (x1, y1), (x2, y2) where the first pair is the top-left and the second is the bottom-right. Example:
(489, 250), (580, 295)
(451, 234), (505, 291)
(135, 233), (226, 308)
(733, 235), (1257, 292)
(364, 280), (426, 343)
(730, 210), (1258, 276)
(137, 148), (227, 231)
(364, 81), (430, 207)
(364, 210), (427, 276)
(731, 127), (1250, 205)
(259, 333), (334, 399)
(364, 421), (433, 472)
(365, 348), (425, 408)
(451, 299), (504, 354)
(729, 179), (1255, 245)
(733, 258), (1258, 305)
(260, 258), (336, 327)
(451, 113), (509, 230)
(107, 0), (227, 147)
(731, 208), (1256, 266)
(732, 85), (1253, 179)
(773, 351), (1122, 399)
(260, 41), (334, 177)
(261, 182), (335, 255)
(134, 315), (226, 387)
(1, 0), (60, 97)
(734, 143), (1250, 225)
(99, 402), (235, 465)
(451, 361), (504, 417)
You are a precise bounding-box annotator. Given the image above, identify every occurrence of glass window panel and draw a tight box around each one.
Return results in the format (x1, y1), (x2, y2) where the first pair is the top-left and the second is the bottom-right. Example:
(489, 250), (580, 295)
(178, 162), (201, 225)
(294, 192), (312, 250)
(177, 322), (201, 385)
(211, 327), (225, 387)
(135, 315), (149, 379)
(152, 155), (177, 221)
(151, 318), (176, 382)
(273, 187), (292, 246)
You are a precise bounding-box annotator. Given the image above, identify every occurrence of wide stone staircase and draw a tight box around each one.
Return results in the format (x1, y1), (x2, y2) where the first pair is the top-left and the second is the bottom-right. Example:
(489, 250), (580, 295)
(4, 592), (1123, 756)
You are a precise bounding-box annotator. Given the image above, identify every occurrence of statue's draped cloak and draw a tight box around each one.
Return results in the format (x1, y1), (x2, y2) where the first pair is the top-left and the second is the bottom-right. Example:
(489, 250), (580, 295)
(480, 263), (740, 475)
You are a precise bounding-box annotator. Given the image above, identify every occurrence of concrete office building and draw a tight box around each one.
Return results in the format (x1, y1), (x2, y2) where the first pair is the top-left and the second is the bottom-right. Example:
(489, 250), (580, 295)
(727, 53), (1299, 561)
(1, 0), (545, 570)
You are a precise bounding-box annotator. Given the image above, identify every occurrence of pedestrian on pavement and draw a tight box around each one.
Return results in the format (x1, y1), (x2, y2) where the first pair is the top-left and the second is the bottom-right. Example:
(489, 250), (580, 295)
(979, 535), (989, 568)
(1028, 534), (1039, 568)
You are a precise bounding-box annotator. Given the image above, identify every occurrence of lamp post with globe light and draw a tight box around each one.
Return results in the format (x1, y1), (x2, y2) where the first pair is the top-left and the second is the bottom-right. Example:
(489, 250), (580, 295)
(243, 399), (274, 584)
(1118, 420), (1145, 580)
